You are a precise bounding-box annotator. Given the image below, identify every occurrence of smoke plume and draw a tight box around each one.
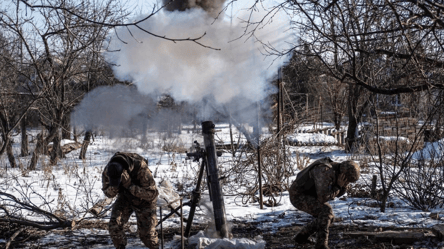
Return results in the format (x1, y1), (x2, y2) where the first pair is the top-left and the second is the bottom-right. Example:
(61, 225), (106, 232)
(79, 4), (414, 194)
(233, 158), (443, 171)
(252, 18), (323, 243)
(104, 5), (291, 104)
(71, 85), (156, 133)
(73, 3), (292, 138)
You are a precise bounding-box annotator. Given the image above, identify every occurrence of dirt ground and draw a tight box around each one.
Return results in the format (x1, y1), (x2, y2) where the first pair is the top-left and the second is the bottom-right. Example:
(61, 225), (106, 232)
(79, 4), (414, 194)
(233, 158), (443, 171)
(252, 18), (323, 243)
(2, 220), (443, 249)
(253, 225), (441, 249)
(231, 222), (443, 249)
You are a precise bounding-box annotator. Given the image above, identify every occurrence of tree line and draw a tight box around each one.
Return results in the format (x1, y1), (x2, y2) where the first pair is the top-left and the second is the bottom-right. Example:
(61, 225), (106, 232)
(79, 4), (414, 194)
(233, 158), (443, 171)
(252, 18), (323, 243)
(0, 0), (215, 169)
(247, 0), (444, 212)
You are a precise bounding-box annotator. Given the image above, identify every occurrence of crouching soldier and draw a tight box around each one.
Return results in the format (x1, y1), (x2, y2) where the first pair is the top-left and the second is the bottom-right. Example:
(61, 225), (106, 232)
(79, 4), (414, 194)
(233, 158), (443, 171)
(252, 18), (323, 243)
(102, 152), (159, 249)
(289, 157), (360, 249)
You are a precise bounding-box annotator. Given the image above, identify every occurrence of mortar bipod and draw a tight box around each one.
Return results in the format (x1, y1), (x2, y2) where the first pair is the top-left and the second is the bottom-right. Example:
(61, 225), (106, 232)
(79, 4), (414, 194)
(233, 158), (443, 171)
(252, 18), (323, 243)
(184, 140), (222, 238)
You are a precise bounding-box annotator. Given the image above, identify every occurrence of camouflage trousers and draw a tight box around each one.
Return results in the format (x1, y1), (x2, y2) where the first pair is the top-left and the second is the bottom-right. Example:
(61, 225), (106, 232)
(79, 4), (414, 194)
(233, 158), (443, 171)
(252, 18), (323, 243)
(289, 189), (334, 248)
(109, 196), (159, 249)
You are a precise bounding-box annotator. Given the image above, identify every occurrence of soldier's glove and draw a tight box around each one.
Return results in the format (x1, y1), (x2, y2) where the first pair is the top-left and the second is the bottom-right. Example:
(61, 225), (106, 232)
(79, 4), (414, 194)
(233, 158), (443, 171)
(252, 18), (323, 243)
(105, 186), (119, 198)
(121, 171), (132, 189)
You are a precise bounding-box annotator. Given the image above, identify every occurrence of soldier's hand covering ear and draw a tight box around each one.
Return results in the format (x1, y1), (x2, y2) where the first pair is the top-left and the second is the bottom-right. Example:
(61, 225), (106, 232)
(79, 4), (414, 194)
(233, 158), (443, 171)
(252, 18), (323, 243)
(337, 173), (347, 188)
(104, 186), (119, 198)
(121, 171), (131, 188)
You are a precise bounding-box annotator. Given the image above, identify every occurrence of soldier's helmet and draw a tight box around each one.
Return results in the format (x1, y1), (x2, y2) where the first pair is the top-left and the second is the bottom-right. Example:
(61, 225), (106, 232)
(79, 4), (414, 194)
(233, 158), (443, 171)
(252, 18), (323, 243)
(107, 162), (123, 186)
(340, 160), (360, 183)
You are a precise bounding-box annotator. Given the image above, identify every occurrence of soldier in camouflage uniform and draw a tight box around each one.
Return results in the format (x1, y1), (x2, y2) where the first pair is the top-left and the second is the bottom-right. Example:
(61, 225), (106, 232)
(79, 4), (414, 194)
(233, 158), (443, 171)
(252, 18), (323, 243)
(289, 157), (360, 249)
(102, 152), (159, 249)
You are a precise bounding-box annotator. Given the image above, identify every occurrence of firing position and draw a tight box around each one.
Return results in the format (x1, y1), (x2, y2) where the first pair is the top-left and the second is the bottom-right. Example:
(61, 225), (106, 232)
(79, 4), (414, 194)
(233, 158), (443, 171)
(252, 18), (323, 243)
(289, 157), (360, 249)
(102, 152), (159, 249)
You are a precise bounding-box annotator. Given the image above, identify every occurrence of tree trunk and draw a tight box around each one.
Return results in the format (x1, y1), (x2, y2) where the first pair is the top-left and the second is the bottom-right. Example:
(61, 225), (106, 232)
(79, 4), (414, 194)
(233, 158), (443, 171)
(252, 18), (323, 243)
(62, 114), (71, 140)
(50, 129), (63, 165)
(20, 117), (29, 157)
(346, 83), (361, 152)
(380, 191), (389, 213)
(6, 139), (16, 168)
(29, 132), (44, 171)
(334, 113), (342, 130)
(73, 127), (78, 143)
(346, 115), (359, 152)
(79, 130), (92, 160)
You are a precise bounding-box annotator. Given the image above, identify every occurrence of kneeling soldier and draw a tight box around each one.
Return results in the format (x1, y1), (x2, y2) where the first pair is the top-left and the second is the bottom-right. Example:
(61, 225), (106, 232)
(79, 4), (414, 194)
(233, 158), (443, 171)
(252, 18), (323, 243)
(102, 152), (159, 249)
(289, 157), (360, 249)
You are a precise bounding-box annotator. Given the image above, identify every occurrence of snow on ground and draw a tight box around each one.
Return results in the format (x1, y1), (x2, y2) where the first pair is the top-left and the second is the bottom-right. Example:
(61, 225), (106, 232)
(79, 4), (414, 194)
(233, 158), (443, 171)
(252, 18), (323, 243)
(286, 133), (337, 145)
(1, 123), (444, 248)
(413, 138), (444, 160)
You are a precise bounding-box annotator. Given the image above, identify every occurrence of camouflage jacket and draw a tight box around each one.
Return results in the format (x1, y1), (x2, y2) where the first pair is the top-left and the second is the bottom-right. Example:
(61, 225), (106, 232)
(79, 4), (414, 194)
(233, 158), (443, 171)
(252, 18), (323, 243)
(102, 152), (158, 205)
(293, 158), (347, 203)
(308, 164), (347, 203)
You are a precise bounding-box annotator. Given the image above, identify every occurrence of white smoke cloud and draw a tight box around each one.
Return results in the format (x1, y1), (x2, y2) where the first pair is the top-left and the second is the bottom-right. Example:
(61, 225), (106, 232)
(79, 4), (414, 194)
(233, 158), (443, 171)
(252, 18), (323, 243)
(73, 4), (293, 139)
(104, 6), (292, 105)
(71, 85), (156, 133)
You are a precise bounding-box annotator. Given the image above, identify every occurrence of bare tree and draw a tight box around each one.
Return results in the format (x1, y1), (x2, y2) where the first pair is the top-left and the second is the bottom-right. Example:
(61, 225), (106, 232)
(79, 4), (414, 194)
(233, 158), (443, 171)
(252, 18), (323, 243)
(0, 32), (32, 168)
(15, 0), (217, 49)
(231, 0), (444, 212)
(236, 0), (444, 150)
(283, 49), (348, 130)
(0, 0), (135, 168)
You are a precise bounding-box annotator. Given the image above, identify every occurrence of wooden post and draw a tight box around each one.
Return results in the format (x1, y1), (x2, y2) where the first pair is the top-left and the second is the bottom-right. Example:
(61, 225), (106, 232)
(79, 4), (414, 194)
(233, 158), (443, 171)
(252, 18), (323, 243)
(371, 175), (377, 199)
(160, 206), (164, 249)
(255, 97), (264, 210)
(73, 127), (78, 143)
(20, 116), (28, 156)
(281, 82), (287, 188)
(258, 146), (264, 209)
(229, 114), (235, 157)
(180, 198), (184, 249)
(280, 82), (284, 129)
(277, 86), (281, 137)
(277, 70), (284, 137)
(320, 96), (323, 128)
(280, 81), (287, 188)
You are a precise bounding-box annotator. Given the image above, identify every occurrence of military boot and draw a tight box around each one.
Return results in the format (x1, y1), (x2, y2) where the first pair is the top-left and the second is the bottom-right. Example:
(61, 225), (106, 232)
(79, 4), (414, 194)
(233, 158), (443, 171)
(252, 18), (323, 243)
(293, 232), (310, 244)
(315, 228), (330, 249)
(293, 220), (316, 244)
(315, 215), (333, 249)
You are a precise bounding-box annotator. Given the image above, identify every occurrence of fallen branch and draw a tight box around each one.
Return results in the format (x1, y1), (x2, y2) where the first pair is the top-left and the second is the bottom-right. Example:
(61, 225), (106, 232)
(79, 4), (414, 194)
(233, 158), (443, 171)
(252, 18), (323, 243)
(5, 227), (25, 249)
(0, 191), (73, 231)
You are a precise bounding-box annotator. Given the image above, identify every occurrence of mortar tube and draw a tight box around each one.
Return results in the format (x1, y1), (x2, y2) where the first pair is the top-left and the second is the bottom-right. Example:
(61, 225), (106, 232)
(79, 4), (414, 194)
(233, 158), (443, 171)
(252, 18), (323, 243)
(202, 121), (228, 238)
